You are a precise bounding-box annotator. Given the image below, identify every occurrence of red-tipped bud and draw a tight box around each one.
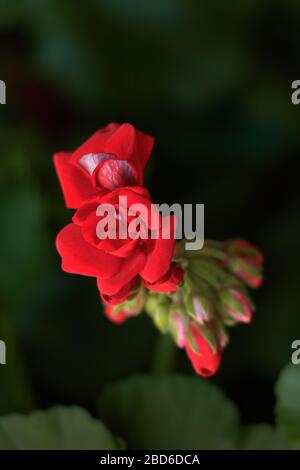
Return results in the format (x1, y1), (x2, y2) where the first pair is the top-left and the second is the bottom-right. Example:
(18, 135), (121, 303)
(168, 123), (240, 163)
(219, 288), (253, 324)
(121, 285), (146, 316)
(228, 257), (263, 288)
(225, 239), (263, 288)
(185, 321), (221, 377)
(104, 305), (128, 324)
(103, 284), (145, 324)
(225, 239), (263, 265)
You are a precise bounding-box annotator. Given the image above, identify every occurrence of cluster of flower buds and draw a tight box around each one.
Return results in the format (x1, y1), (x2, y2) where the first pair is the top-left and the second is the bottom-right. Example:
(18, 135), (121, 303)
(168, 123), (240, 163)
(108, 239), (263, 377)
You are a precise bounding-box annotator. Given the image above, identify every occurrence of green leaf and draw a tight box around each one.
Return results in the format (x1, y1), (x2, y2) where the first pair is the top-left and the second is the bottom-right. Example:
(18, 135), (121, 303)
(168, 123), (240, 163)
(239, 424), (288, 450)
(0, 406), (122, 450)
(98, 375), (240, 450)
(275, 364), (300, 448)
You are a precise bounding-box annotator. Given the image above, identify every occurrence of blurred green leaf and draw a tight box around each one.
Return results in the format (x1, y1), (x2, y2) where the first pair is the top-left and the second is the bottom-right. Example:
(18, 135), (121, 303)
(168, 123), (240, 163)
(239, 424), (288, 450)
(99, 0), (185, 28)
(0, 0), (28, 27)
(275, 364), (300, 449)
(0, 187), (50, 308)
(0, 406), (122, 450)
(26, 0), (108, 109)
(98, 375), (240, 449)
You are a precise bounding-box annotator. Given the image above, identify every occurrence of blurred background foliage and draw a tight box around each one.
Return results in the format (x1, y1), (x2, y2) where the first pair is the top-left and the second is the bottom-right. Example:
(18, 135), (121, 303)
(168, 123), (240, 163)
(0, 0), (300, 438)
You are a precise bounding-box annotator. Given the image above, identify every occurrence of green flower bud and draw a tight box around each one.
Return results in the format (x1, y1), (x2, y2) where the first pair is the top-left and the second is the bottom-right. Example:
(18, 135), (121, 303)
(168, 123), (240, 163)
(192, 294), (212, 324)
(224, 239), (263, 289)
(122, 285), (146, 316)
(219, 288), (254, 324)
(145, 293), (170, 333)
(187, 259), (228, 290)
(169, 304), (187, 348)
(182, 279), (213, 324)
(228, 257), (263, 289)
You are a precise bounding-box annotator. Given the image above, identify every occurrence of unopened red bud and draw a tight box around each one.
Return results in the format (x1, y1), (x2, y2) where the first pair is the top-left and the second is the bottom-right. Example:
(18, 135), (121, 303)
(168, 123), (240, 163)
(185, 321), (221, 377)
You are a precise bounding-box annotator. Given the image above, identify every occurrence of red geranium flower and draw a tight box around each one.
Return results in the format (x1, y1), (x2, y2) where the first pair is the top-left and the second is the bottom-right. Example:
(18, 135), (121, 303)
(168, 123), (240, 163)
(56, 186), (183, 303)
(53, 122), (154, 209)
(53, 122), (264, 379)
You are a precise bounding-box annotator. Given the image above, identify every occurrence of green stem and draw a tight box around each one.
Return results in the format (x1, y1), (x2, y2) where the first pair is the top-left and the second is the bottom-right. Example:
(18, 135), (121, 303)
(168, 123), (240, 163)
(151, 334), (176, 376)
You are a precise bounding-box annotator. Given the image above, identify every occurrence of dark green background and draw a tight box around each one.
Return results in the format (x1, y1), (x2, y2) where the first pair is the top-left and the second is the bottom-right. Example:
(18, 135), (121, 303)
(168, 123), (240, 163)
(0, 0), (299, 428)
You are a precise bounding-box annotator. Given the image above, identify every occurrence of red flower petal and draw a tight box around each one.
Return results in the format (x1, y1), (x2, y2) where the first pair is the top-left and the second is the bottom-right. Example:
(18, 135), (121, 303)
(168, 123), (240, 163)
(72, 196), (104, 226)
(97, 249), (146, 295)
(53, 152), (97, 209)
(97, 238), (138, 258)
(104, 123), (154, 184)
(72, 187), (155, 251)
(136, 129), (154, 169)
(140, 215), (176, 283)
(100, 279), (137, 305)
(56, 223), (120, 279)
(71, 122), (119, 165)
(142, 264), (184, 293)
(104, 123), (136, 161)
